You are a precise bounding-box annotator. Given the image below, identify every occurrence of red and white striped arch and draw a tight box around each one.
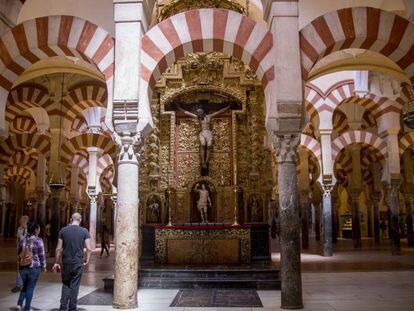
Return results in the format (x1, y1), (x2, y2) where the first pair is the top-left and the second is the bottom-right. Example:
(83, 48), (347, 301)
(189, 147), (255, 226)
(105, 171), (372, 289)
(6, 84), (51, 122)
(9, 115), (37, 134)
(140, 8), (274, 126)
(300, 134), (322, 169)
(300, 7), (414, 83)
(63, 82), (107, 122)
(331, 130), (387, 163)
(0, 133), (50, 163)
(0, 15), (114, 131)
(8, 150), (37, 170)
(399, 132), (414, 155)
(5, 166), (31, 183)
(60, 133), (117, 164)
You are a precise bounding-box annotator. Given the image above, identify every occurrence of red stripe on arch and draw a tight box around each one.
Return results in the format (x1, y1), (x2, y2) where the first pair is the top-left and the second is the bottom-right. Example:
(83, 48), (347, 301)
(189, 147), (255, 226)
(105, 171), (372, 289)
(185, 10), (203, 53)
(213, 9), (228, 52)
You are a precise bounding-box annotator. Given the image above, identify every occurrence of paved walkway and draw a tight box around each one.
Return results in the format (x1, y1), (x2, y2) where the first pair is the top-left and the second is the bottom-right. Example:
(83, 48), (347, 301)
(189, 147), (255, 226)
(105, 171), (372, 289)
(0, 238), (413, 310)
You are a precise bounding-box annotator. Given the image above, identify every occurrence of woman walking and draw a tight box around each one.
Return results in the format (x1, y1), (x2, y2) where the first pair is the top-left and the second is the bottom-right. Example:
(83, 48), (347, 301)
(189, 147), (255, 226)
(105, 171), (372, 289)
(16, 221), (46, 311)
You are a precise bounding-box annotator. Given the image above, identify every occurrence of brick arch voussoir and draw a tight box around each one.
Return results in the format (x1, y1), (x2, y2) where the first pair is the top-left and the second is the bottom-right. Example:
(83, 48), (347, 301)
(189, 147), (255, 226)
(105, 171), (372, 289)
(331, 130), (387, 164)
(300, 7), (414, 84)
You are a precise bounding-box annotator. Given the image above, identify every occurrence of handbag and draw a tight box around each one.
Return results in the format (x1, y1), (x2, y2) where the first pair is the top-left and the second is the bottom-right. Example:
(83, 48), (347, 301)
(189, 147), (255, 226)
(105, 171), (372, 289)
(19, 238), (33, 267)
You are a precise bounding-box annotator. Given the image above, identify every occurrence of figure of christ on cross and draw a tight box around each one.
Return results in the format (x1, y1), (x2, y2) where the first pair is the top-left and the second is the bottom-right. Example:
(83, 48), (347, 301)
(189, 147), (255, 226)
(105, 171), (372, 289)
(176, 104), (231, 172)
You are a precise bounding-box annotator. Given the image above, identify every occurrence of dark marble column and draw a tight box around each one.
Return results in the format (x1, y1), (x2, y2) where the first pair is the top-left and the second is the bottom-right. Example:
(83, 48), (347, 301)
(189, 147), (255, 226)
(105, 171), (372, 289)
(388, 180), (401, 255)
(371, 192), (381, 246)
(273, 133), (302, 309)
(332, 187), (339, 244)
(36, 189), (47, 235)
(49, 186), (63, 257)
(314, 202), (321, 241)
(322, 184), (333, 257)
(405, 194), (414, 247)
(366, 197), (373, 238)
(349, 190), (362, 248)
(299, 190), (309, 249)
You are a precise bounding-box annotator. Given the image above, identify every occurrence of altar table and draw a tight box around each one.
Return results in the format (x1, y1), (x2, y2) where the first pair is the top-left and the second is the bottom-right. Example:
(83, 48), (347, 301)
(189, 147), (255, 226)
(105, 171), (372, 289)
(154, 224), (251, 264)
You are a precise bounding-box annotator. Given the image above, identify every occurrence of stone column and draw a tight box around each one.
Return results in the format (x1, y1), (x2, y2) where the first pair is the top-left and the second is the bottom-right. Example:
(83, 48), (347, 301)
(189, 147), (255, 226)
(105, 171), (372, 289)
(405, 193), (414, 247)
(313, 192), (321, 242)
(366, 196), (373, 238)
(402, 150), (414, 247)
(87, 147), (103, 250)
(348, 145), (362, 248)
(332, 187), (340, 244)
(0, 164), (5, 236)
(49, 186), (63, 256)
(299, 190), (309, 249)
(273, 133), (302, 309)
(322, 184), (333, 256)
(297, 148), (310, 249)
(349, 189), (362, 248)
(371, 192), (381, 245)
(113, 136), (141, 309)
(112, 0), (150, 307)
(388, 180), (401, 254)
(35, 154), (47, 228)
(70, 164), (80, 215)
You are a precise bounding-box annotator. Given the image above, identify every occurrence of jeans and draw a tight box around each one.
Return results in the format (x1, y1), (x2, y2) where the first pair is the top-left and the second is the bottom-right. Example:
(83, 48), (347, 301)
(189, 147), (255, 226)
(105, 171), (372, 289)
(15, 262), (23, 288)
(60, 262), (83, 311)
(17, 267), (41, 310)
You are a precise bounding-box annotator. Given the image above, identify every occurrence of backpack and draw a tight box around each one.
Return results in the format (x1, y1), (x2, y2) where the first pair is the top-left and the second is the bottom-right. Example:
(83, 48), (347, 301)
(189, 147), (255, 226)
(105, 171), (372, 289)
(19, 238), (33, 267)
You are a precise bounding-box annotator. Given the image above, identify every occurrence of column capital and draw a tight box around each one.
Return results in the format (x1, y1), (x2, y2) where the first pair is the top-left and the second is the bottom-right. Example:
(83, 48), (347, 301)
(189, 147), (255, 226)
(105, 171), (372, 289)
(117, 133), (144, 165)
(271, 132), (300, 163)
(322, 184), (334, 198)
(87, 146), (104, 155)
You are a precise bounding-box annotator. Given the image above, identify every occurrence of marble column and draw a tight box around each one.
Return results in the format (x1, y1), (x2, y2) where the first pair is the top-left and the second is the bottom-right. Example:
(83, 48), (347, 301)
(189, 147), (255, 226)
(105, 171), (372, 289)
(113, 138), (140, 309)
(322, 184), (333, 256)
(49, 187), (63, 256)
(273, 133), (302, 309)
(0, 164), (5, 236)
(87, 147), (103, 250)
(36, 189), (47, 234)
(371, 192), (381, 245)
(388, 180), (401, 254)
(405, 194), (414, 247)
(36, 154), (47, 229)
(332, 187), (339, 244)
(349, 189), (362, 248)
(299, 190), (309, 249)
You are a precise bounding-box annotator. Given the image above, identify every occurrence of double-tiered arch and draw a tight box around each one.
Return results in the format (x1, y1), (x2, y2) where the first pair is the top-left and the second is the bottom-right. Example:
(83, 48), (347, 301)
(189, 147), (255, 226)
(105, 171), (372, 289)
(140, 8), (274, 130)
(0, 15), (114, 133)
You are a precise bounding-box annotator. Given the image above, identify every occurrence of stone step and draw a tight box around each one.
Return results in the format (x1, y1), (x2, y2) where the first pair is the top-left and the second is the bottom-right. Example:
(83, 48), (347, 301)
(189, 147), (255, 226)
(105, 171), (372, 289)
(103, 266), (280, 291)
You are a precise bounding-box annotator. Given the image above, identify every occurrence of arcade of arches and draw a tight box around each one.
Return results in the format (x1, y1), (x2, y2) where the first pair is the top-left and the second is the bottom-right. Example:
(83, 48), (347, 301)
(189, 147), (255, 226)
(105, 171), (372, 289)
(0, 0), (414, 310)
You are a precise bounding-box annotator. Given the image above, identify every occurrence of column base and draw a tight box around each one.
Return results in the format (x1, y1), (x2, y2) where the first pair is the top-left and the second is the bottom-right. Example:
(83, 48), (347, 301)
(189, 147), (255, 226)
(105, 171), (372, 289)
(113, 302), (138, 309)
(281, 304), (304, 309)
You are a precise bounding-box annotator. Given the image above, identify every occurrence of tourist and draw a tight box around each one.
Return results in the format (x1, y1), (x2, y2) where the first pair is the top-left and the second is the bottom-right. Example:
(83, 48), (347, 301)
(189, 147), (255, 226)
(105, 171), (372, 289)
(99, 224), (110, 258)
(45, 222), (51, 254)
(11, 215), (29, 293)
(16, 221), (46, 311)
(53, 212), (91, 311)
(380, 219), (387, 240)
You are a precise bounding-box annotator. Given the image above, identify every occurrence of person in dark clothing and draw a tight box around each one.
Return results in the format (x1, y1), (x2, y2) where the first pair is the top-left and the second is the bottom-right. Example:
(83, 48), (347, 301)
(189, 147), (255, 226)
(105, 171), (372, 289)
(53, 212), (91, 311)
(99, 224), (110, 258)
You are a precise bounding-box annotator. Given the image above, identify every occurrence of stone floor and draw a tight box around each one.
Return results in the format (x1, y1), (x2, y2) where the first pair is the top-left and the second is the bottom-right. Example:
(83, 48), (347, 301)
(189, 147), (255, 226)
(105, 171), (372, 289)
(0, 237), (413, 310)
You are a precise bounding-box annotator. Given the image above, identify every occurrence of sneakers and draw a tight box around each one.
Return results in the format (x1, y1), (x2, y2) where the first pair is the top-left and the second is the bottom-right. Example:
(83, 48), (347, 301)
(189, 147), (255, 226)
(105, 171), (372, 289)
(15, 305), (22, 310)
(11, 287), (21, 293)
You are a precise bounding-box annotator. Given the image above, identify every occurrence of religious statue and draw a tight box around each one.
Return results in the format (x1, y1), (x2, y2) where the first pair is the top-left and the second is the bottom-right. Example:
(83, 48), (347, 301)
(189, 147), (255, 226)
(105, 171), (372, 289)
(195, 183), (211, 223)
(176, 104), (231, 173)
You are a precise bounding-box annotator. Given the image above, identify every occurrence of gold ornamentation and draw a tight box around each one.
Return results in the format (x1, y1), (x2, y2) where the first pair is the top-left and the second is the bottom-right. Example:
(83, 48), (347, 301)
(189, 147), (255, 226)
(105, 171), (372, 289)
(155, 227), (251, 264)
(158, 0), (246, 22)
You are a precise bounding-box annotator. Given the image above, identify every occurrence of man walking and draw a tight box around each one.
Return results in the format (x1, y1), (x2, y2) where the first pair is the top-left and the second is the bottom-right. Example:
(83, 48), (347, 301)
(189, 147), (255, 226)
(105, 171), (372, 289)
(53, 213), (91, 311)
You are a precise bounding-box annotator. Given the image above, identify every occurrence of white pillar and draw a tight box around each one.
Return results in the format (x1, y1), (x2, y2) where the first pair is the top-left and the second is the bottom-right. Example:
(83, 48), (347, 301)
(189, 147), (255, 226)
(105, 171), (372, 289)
(112, 0), (149, 308)
(113, 139), (140, 308)
(87, 147), (103, 250)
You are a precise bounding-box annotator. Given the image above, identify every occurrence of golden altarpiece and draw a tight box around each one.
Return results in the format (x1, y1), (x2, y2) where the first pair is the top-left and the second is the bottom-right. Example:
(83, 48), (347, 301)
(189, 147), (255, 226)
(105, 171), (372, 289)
(139, 52), (274, 264)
